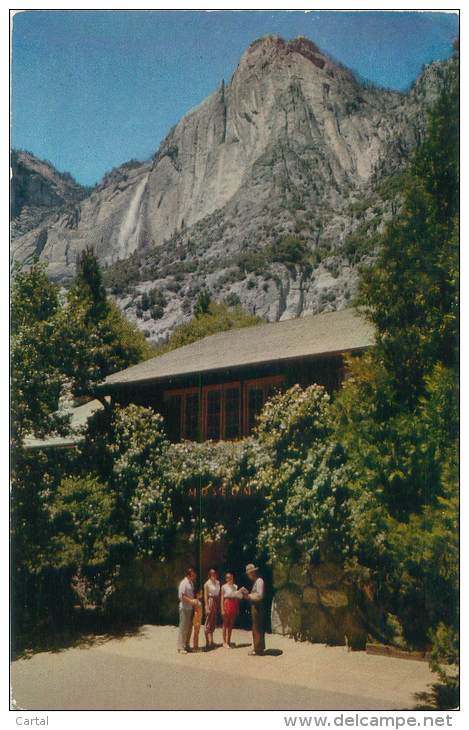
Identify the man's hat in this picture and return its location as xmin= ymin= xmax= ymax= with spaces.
xmin=245 ymin=563 xmax=259 ymax=574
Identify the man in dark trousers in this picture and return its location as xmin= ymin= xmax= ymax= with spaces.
xmin=245 ymin=563 xmax=265 ymax=656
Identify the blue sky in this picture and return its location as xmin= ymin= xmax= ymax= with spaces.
xmin=11 ymin=10 xmax=458 ymax=186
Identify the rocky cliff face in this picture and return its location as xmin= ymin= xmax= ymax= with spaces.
xmin=11 ymin=36 xmax=452 ymax=342
xmin=11 ymin=150 xmax=89 ymax=242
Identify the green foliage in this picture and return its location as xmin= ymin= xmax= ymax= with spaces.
xmin=194 ymin=288 xmax=211 ymax=317
xmin=342 ymin=222 xmax=381 ymax=265
xmin=63 ymin=249 xmax=155 ymax=396
xmin=224 ymin=292 xmax=241 ymax=307
xmin=347 ymin=197 xmax=376 ymax=218
xmin=11 ymin=261 xmax=59 ymax=331
xmin=11 ymin=64 xmax=458 ymax=672
xmin=103 ymin=252 xmax=140 ymax=294
xmin=150 ymin=305 xmax=164 ymax=320
xmin=111 ymin=406 xmax=173 ymax=551
xmin=254 ymin=385 xmax=351 ymax=565
xmin=376 ymin=171 xmax=406 ymax=201
xmin=11 ymin=443 xmax=80 ymax=636
xmin=157 ymin=302 xmax=261 ymax=354
xmin=168 ymin=439 xmax=260 ymax=549
xmin=47 ymin=475 xmax=131 ymax=572
xmin=80 ymin=404 xmax=177 ymax=557
xmin=270 ymin=234 xmax=310 ymax=268
xmin=11 ymin=254 xmax=155 ymax=633
xmin=429 ymin=623 xmax=459 ymax=708
xmin=169 ymin=439 xmax=252 ymax=489
xmin=359 ymin=63 xmax=458 ymax=408
xmin=236 ymin=249 xmax=271 ymax=276
xmin=334 ymin=361 xmax=458 ymax=648
xmin=45 ymin=474 xmax=132 ymax=611
xmin=236 ymin=236 xmax=311 ymax=275
xmin=69 ymin=247 xmax=108 ymax=322
xmin=46 ymin=407 xmax=261 ymax=604
xmin=11 ymin=261 xmax=70 ymax=443
xmin=11 ymin=445 xmax=78 ymax=572
xmin=331 ymin=62 xmax=459 ymax=662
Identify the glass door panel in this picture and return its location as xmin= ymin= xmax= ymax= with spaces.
xmin=165 ymin=394 xmax=182 ymax=441
xmin=184 ymin=392 xmax=200 ymax=441
xmin=224 ymin=386 xmax=241 ymax=439
xmin=247 ymin=386 xmax=264 ymax=432
xmin=206 ymin=389 xmax=222 ymax=440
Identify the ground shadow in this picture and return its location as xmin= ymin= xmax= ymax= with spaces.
xmin=263 ymin=648 xmax=283 ymax=657
xmin=12 ymin=620 xmax=145 ymax=661
xmin=231 ymin=643 xmax=251 ymax=649
xmin=202 ymin=642 xmax=223 ymax=651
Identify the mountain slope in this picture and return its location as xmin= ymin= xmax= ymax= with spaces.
xmin=11 ymin=36 xmax=452 ymax=342
xmin=11 ymin=150 xmax=89 ymax=242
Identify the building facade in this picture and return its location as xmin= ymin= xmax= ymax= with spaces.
xmin=97 ymin=308 xmax=374 ymax=443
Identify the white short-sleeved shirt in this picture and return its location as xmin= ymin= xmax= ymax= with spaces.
xmin=205 ymin=579 xmax=221 ymax=598
xmin=251 ymin=577 xmax=265 ymax=600
xmin=178 ymin=577 xmax=194 ymax=611
xmin=222 ymin=583 xmax=238 ymax=599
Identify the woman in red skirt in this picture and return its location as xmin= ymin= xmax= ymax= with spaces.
xmin=221 ymin=571 xmax=240 ymax=648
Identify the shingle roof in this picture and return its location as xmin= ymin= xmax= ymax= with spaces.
xmin=23 ymin=399 xmax=104 ymax=450
xmin=99 ymin=308 xmax=374 ymax=390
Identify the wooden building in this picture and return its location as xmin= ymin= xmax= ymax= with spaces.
xmin=96 ymin=308 xmax=374 ymax=443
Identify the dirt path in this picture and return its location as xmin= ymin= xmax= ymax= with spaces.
xmin=11 ymin=625 xmax=437 ymax=711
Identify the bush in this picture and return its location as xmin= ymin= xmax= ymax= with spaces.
xmin=149 ymin=288 xmax=167 ymax=308
xmin=156 ymin=302 xmax=261 ymax=355
xmin=224 ymin=292 xmax=241 ymax=307
xmin=194 ymin=288 xmax=211 ymax=317
xmin=150 ymin=305 xmax=164 ymax=320
xmin=429 ymin=624 xmax=459 ymax=708
xmin=271 ymin=234 xmax=310 ymax=268
xmin=254 ymin=385 xmax=351 ymax=565
xmin=103 ymin=253 xmax=140 ymax=294
xmin=140 ymin=292 xmax=151 ymax=311
xmin=47 ymin=475 xmax=131 ymax=609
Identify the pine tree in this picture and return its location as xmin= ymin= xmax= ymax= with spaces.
xmin=69 ymin=246 xmax=109 ymax=323
xmin=11 ymin=262 xmax=68 ymax=443
xmin=358 ymin=60 xmax=458 ymax=408
xmin=334 ymin=58 xmax=459 ymax=653
xmin=61 ymin=248 xmax=155 ymax=397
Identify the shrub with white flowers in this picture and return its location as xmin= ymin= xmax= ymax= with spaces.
xmin=253 ymin=385 xmax=352 ymax=566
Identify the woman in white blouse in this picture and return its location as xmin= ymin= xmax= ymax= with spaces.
xmin=203 ymin=568 xmax=220 ymax=649
xmin=221 ymin=571 xmax=241 ymax=648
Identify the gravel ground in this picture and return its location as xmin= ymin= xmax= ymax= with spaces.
xmin=11 ymin=625 xmax=438 ymax=711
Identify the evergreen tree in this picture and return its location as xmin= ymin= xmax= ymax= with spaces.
xmin=11 ymin=262 xmax=69 ymax=443
xmin=11 ymin=253 xmax=155 ymax=636
xmin=68 ymin=246 xmax=109 ymax=323
xmin=334 ymin=60 xmax=459 ymax=657
xmin=358 ymin=60 xmax=458 ymax=408
xmin=63 ymin=248 xmax=155 ymax=397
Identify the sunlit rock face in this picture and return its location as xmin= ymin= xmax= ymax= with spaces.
xmin=11 ymin=36 xmax=452 ymax=341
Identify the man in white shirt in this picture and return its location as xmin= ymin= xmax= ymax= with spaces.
xmin=245 ymin=563 xmax=266 ymax=655
xmin=177 ymin=567 xmax=198 ymax=654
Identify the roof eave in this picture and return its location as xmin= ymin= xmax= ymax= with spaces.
xmin=95 ymin=344 xmax=372 ymax=393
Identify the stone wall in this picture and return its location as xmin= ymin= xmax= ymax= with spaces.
xmin=104 ymin=535 xmax=227 ymax=625
xmin=271 ymin=560 xmax=376 ymax=649
xmin=103 ymin=539 xmax=376 ymax=649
